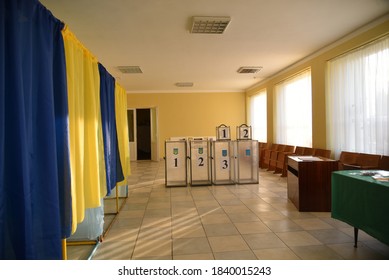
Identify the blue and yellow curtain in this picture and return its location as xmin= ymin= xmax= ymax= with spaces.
xmin=0 ymin=0 xmax=130 ymax=259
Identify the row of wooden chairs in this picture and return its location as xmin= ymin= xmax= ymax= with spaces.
xmin=259 ymin=143 xmax=332 ymax=177
xmin=338 ymin=151 xmax=389 ymax=171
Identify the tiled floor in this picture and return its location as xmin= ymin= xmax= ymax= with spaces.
xmin=68 ymin=160 xmax=389 ymax=260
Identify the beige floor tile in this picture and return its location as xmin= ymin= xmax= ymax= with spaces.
xmin=103 ymin=227 xmax=139 ymax=242
xmin=222 ymin=205 xmax=251 ymax=214
xmin=137 ymin=226 xmax=172 ymax=240
xmin=247 ymin=203 xmax=277 ymax=212
xmin=172 ymin=225 xmax=206 ymax=238
xmin=214 ymin=250 xmax=257 ymax=260
xmin=92 ymin=240 xmax=135 ymax=260
xmin=146 ymin=201 xmax=171 ymax=210
xmin=227 ymin=212 xmax=261 ymax=223
xmin=276 ymin=231 xmax=322 ymax=247
xmin=132 ymin=239 xmax=172 ymax=259
xmin=196 ymin=206 xmax=224 ymax=215
xmin=234 ymin=221 xmax=272 ymax=234
xmin=292 ymin=218 xmax=334 ymax=230
xmin=203 ymin=223 xmax=240 ymax=237
xmin=195 ymin=199 xmax=220 ymax=208
xmin=263 ymin=219 xmax=303 ymax=232
xmin=255 ymin=211 xmax=287 ymax=221
xmin=243 ymin=233 xmax=287 ymax=250
xmin=173 ymin=253 xmax=215 ymax=260
xmin=141 ymin=217 xmax=172 ymax=228
xmin=200 ymin=213 xmax=231 ymax=225
xmin=173 ymin=237 xmax=212 ymax=255
xmin=208 ymin=235 xmax=250 ymax=252
xmin=308 ymin=229 xmax=354 ymax=244
xmin=290 ymin=245 xmax=343 ymax=260
xmin=253 ymin=248 xmax=300 ymax=260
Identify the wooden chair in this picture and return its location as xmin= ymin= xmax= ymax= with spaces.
xmin=342 ymin=153 xmax=381 ymax=170
xmin=261 ymin=144 xmax=278 ymax=169
xmin=314 ymin=148 xmax=331 ymax=159
xmin=275 ymin=145 xmax=295 ymax=176
xmin=293 ymin=146 xmax=305 ymax=155
xmin=258 ymin=142 xmax=267 ymax=167
xmin=302 ymin=147 xmax=315 ymax=155
xmin=338 ymin=151 xmax=360 ymax=170
xmin=268 ymin=145 xmax=286 ymax=171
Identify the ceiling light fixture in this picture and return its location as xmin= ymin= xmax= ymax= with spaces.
xmin=190 ymin=16 xmax=231 ymax=34
xmin=237 ymin=66 xmax=262 ymax=74
xmin=117 ymin=66 xmax=143 ymax=74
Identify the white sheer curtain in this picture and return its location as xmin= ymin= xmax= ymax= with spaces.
xmin=275 ymin=69 xmax=312 ymax=146
xmin=327 ymin=35 xmax=389 ymax=158
xmin=249 ymin=89 xmax=267 ymax=142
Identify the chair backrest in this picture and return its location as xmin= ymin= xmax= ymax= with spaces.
xmin=302 ymin=147 xmax=314 ymax=155
xmin=284 ymin=145 xmax=295 ymax=153
xmin=356 ymin=153 xmax=381 ymax=167
xmin=339 ymin=151 xmax=359 ymax=164
xmin=294 ymin=146 xmax=305 ymax=155
xmin=314 ymin=148 xmax=331 ymax=158
xmin=379 ymin=155 xmax=389 ymax=171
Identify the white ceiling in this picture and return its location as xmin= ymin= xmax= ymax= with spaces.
xmin=40 ymin=0 xmax=389 ymax=93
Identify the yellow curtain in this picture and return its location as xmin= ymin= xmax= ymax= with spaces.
xmin=62 ymin=26 xmax=107 ymax=233
xmin=115 ymin=82 xmax=131 ymax=186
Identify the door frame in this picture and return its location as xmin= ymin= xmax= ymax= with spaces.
xmin=127 ymin=107 xmax=159 ymax=161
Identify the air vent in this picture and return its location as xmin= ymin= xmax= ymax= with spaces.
xmin=237 ymin=67 xmax=262 ymax=74
xmin=117 ymin=66 xmax=143 ymax=74
xmin=191 ymin=16 xmax=231 ymax=34
xmin=175 ymin=82 xmax=194 ymax=87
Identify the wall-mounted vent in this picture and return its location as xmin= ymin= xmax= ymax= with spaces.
xmin=117 ymin=66 xmax=143 ymax=74
xmin=191 ymin=16 xmax=231 ymax=34
xmin=237 ymin=66 xmax=262 ymax=74
xmin=175 ymin=82 xmax=194 ymax=87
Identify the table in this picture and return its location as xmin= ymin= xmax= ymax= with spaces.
xmin=287 ymin=156 xmax=338 ymax=211
xmin=331 ymin=170 xmax=389 ymax=247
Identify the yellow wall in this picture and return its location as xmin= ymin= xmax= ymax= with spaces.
xmin=127 ymin=91 xmax=246 ymax=158
xmin=246 ymin=18 xmax=389 ymax=150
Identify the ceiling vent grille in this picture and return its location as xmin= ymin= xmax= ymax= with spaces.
xmin=191 ymin=16 xmax=231 ymax=34
xmin=237 ymin=67 xmax=262 ymax=74
xmin=175 ymin=82 xmax=194 ymax=87
xmin=117 ymin=66 xmax=143 ymax=74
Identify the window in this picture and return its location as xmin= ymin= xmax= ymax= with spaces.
xmin=327 ymin=35 xmax=389 ymax=158
xmin=274 ymin=69 xmax=312 ymax=147
xmin=249 ymin=89 xmax=267 ymax=142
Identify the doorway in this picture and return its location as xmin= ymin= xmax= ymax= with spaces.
xmin=127 ymin=108 xmax=159 ymax=161
xmin=136 ymin=108 xmax=151 ymax=160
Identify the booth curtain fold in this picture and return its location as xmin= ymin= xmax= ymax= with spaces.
xmin=98 ymin=63 xmax=124 ymax=196
xmin=61 ymin=26 xmax=107 ymax=234
xmin=0 ymin=0 xmax=72 ymax=259
xmin=115 ymin=83 xmax=131 ymax=186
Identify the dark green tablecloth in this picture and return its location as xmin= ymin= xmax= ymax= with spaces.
xmin=332 ymin=170 xmax=389 ymax=246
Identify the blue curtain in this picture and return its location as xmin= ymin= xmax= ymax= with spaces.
xmin=0 ymin=0 xmax=71 ymax=259
xmin=98 ymin=63 xmax=124 ymax=196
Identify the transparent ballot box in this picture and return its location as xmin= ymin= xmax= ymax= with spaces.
xmin=189 ymin=139 xmax=212 ymax=186
xmin=165 ymin=140 xmax=188 ymax=187
xmin=211 ymin=140 xmax=235 ymax=185
xmin=235 ymin=140 xmax=259 ymax=184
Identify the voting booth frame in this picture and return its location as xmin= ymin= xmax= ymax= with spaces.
xmin=164 ymin=125 xmax=259 ymax=187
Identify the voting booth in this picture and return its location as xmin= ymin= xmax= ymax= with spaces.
xmin=235 ymin=125 xmax=259 ymax=184
xmin=211 ymin=140 xmax=235 ymax=185
xmin=189 ymin=138 xmax=212 ymax=186
xmin=164 ymin=139 xmax=188 ymax=187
